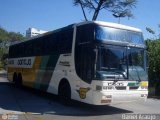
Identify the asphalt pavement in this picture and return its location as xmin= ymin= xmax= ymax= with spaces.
xmin=0 ymin=71 xmax=160 ymax=120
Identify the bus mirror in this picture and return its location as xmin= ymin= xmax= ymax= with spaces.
xmin=94 ymin=48 xmax=98 ymax=63
xmin=94 ymin=48 xmax=98 ymax=53
xmin=94 ymin=48 xmax=98 ymax=78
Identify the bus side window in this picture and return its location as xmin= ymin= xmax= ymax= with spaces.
xmin=75 ymin=25 xmax=95 ymax=83
xmin=35 ymin=38 xmax=43 ymax=56
xmin=27 ymin=42 xmax=33 ymax=57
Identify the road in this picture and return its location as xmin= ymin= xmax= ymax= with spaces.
xmin=0 ymin=73 xmax=160 ymax=120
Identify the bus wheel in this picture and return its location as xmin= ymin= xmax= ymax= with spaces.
xmin=58 ymin=80 xmax=71 ymax=105
xmin=13 ymin=72 xmax=18 ymax=83
xmin=15 ymin=73 xmax=22 ymax=87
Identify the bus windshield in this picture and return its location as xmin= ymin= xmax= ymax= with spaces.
xmin=96 ymin=45 xmax=148 ymax=81
xmin=95 ymin=26 xmax=144 ymax=45
xmin=128 ymin=47 xmax=148 ymax=81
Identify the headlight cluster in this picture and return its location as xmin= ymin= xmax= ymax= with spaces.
xmin=140 ymin=81 xmax=148 ymax=90
xmin=141 ymin=86 xmax=148 ymax=89
xmin=96 ymin=85 xmax=114 ymax=91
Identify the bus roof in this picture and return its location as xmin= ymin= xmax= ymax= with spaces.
xmin=10 ymin=21 xmax=142 ymax=46
xmin=10 ymin=24 xmax=74 ymax=46
xmin=76 ymin=21 xmax=142 ymax=32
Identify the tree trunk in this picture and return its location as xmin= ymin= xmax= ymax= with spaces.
xmin=79 ymin=0 xmax=88 ymax=21
xmin=92 ymin=1 xmax=103 ymax=21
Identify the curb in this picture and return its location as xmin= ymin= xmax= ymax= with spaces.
xmin=148 ymin=96 xmax=160 ymax=99
xmin=0 ymin=70 xmax=7 ymax=77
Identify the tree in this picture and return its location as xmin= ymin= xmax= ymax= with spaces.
xmin=146 ymin=39 xmax=160 ymax=96
xmin=146 ymin=27 xmax=155 ymax=35
xmin=145 ymin=25 xmax=160 ymax=96
xmin=73 ymin=0 xmax=137 ymax=21
xmin=146 ymin=25 xmax=160 ymax=39
xmin=0 ymin=27 xmax=25 ymax=69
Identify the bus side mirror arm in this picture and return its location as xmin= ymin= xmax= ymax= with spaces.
xmin=94 ymin=47 xmax=98 ymax=78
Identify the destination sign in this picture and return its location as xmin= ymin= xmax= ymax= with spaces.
xmin=7 ymin=57 xmax=35 ymax=68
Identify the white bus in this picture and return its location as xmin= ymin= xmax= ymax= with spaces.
xmin=7 ymin=21 xmax=148 ymax=105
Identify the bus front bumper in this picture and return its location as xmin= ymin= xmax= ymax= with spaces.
xmin=92 ymin=90 xmax=148 ymax=105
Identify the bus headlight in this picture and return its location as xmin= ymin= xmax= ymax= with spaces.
xmin=101 ymin=95 xmax=112 ymax=103
xmin=102 ymin=95 xmax=112 ymax=99
xmin=141 ymin=94 xmax=148 ymax=97
xmin=103 ymin=86 xmax=114 ymax=90
xmin=96 ymin=85 xmax=102 ymax=91
xmin=141 ymin=86 xmax=148 ymax=89
xmin=96 ymin=85 xmax=114 ymax=91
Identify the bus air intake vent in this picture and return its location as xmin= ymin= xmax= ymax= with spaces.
xmin=115 ymin=86 xmax=126 ymax=90
xmin=129 ymin=86 xmax=139 ymax=90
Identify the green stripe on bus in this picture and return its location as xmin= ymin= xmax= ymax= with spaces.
xmin=34 ymin=56 xmax=50 ymax=89
xmin=40 ymin=54 xmax=60 ymax=91
xmin=128 ymin=82 xmax=139 ymax=87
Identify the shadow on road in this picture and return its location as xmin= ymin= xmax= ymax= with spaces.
xmin=0 ymin=82 xmax=132 ymax=116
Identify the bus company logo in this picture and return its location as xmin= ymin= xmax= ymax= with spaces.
xmin=77 ymin=87 xmax=90 ymax=99
xmin=8 ymin=57 xmax=35 ymax=68
xmin=59 ymin=61 xmax=70 ymax=67
xmin=2 ymin=114 xmax=8 ymax=120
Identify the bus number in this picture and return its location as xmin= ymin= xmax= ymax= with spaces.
xmin=107 ymin=82 xmax=124 ymax=86
xmin=17 ymin=59 xmax=31 ymax=66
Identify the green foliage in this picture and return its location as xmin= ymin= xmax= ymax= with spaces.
xmin=146 ymin=39 xmax=160 ymax=96
xmin=146 ymin=27 xmax=155 ymax=35
xmin=145 ymin=25 xmax=160 ymax=96
xmin=0 ymin=27 xmax=25 ymax=69
xmin=0 ymin=27 xmax=24 ymax=42
xmin=73 ymin=0 xmax=137 ymax=21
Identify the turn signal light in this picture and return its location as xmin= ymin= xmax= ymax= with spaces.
xmin=140 ymin=82 xmax=148 ymax=87
xmin=141 ymin=94 xmax=148 ymax=97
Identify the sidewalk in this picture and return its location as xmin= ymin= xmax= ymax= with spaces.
xmin=148 ymin=96 xmax=160 ymax=100
xmin=0 ymin=70 xmax=8 ymax=82
xmin=0 ymin=69 xmax=7 ymax=74
xmin=0 ymin=70 xmax=7 ymax=77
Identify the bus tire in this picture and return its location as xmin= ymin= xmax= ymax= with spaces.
xmin=58 ymin=79 xmax=71 ymax=105
xmin=15 ymin=73 xmax=22 ymax=87
xmin=13 ymin=72 xmax=18 ymax=83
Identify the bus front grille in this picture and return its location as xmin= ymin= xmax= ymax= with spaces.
xmin=129 ymin=86 xmax=139 ymax=90
xmin=115 ymin=86 xmax=126 ymax=90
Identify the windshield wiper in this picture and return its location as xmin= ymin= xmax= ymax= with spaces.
xmin=114 ymin=71 xmax=126 ymax=79
xmin=99 ymin=66 xmax=127 ymax=80
xmin=129 ymin=66 xmax=141 ymax=82
xmin=134 ymin=66 xmax=141 ymax=83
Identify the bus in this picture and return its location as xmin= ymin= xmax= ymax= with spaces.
xmin=7 ymin=21 xmax=148 ymax=105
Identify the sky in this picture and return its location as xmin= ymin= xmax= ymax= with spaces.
xmin=0 ymin=0 xmax=159 ymax=39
